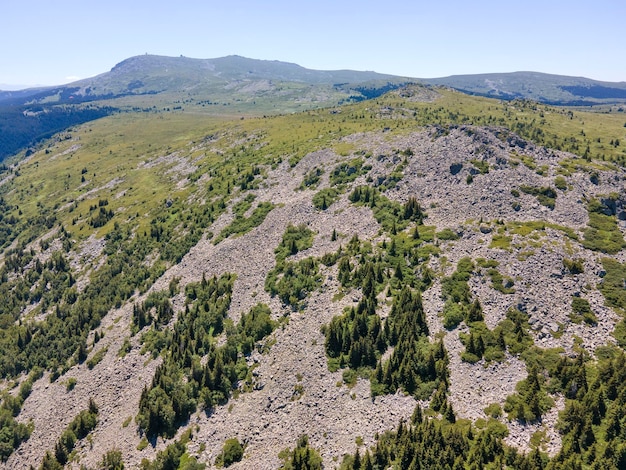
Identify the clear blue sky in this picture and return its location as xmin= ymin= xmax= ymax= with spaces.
xmin=2 ymin=0 xmax=625 ymax=88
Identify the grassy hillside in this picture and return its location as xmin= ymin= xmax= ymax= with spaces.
xmin=1 ymin=84 xmax=626 ymax=468
xmin=0 ymin=55 xmax=415 ymax=162
xmin=3 ymin=86 xmax=626 ymax=252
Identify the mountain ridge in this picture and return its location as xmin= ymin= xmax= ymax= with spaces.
xmin=0 ymin=54 xmax=626 ymax=105
xmin=426 ymin=70 xmax=626 ymax=105
xmin=3 ymin=55 xmax=626 ymax=104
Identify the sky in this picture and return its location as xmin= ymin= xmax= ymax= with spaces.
xmin=1 ymin=0 xmax=625 ymax=88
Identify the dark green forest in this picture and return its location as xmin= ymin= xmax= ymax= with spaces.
xmin=0 ymin=104 xmax=115 ymax=161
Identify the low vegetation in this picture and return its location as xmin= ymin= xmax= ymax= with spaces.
xmin=519 ymin=185 xmax=557 ymax=209
xmin=39 ymin=399 xmax=99 ymax=468
xmin=582 ymin=197 xmax=626 ymax=254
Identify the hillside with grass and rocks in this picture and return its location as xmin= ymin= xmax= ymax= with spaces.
xmin=1 ymin=75 xmax=626 ymax=469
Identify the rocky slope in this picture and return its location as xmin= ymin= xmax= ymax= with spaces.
xmin=3 ymin=122 xmax=626 ymax=469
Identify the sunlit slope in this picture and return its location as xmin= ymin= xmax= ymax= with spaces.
xmin=3 ymin=86 xmax=626 ymax=253
xmin=1 ymin=83 xmax=626 ymax=468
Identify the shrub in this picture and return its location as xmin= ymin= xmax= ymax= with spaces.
xmin=554 ymin=176 xmax=568 ymax=190
xmin=436 ymin=228 xmax=460 ymax=241
xmin=563 ymin=258 xmax=584 ymax=274
xmin=570 ymin=297 xmax=597 ymax=325
xmin=87 ymin=347 xmax=108 ymax=370
xmin=519 ymin=185 xmax=557 ymax=209
xmin=217 ymin=438 xmax=244 ymax=467
xmin=443 ymin=301 xmax=465 ymax=329
xmin=312 ymin=188 xmax=340 ymax=210
xmin=582 ymin=199 xmax=626 ymax=254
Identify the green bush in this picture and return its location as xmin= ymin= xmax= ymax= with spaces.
xmin=570 ymin=297 xmax=597 ymax=325
xmin=554 ymin=176 xmax=568 ymax=190
xmin=312 ymin=188 xmax=340 ymax=210
xmin=443 ymin=301 xmax=465 ymax=329
xmin=86 ymin=347 xmax=108 ymax=370
xmin=563 ymin=258 xmax=584 ymax=274
xmin=299 ymin=167 xmax=323 ymax=189
xmin=582 ymin=199 xmax=626 ymax=254
xmin=599 ymin=258 xmax=626 ymax=313
xmin=278 ymin=435 xmax=322 ymax=470
xmin=519 ymin=185 xmax=557 ymax=209
xmin=484 ymin=403 xmax=503 ymax=418
xmin=215 ymin=202 xmax=274 ymax=243
xmin=487 ymin=268 xmax=515 ymax=294
xmin=238 ymin=304 xmax=276 ymax=355
xmin=504 ymin=368 xmax=554 ymax=423
xmin=329 ymin=158 xmax=370 ymax=186
xmin=265 ymin=257 xmax=321 ymax=309
xmin=436 ymin=228 xmax=460 ymax=241
xmin=217 ymin=438 xmax=244 ymax=467
xmin=274 ymin=224 xmax=315 ymax=262
xmin=101 ymin=449 xmax=124 ymax=470
xmin=470 ymin=159 xmax=490 ymax=174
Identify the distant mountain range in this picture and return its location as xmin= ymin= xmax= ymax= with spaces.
xmin=1 ymin=54 xmax=626 ymax=162
xmin=0 ymin=55 xmax=407 ymax=107
xmin=426 ymin=71 xmax=626 ymax=106
xmin=3 ymin=55 xmax=626 ymax=107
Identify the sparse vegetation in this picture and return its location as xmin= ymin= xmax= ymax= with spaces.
xmin=215 ymin=201 xmax=274 ymax=243
xmin=570 ymin=297 xmax=597 ymax=325
xmin=39 ymin=399 xmax=99 ymax=468
xmin=582 ymin=197 xmax=626 ymax=254
xmin=441 ymin=257 xmax=475 ymax=329
xmin=519 ymin=185 xmax=557 ymax=209
xmin=329 ymin=158 xmax=371 ymax=186
xmin=563 ymin=258 xmax=584 ymax=274
xmin=136 ymin=274 xmax=276 ymax=439
xmin=139 ymin=428 xmax=195 ymax=470
xmin=436 ymin=228 xmax=460 ymax=241
xmin=86 ymin=347 xmax=108 ymax=370
xmin=487 ymin=267 xmax=515 ymax=294
xmin=299 ymin=167 xmax=324 ymax=190
xmin=312 ymin=187 xmax=340 ymax=210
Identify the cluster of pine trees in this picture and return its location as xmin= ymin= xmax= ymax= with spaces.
xmin=39 ymin=399 xmax=99 ymax=469
xmin=371 ymin=287 xmax=447 ymax=401
xmin=340 ymin=407 xmax=542 ymax=470
xmin=265 ymin=224 xmax=321 ymax=309
xmin=322 ymin=192 xmax=449 ymax=401
xmin=278 ymin=435 xmax=323 ymax=470
xmin=343 ymin=349 xmax=626 ymax=469
xmin=136 ymin=274 xmax=277 ymax=438
xmin=0 ymin=369 xmax=40 ymax=461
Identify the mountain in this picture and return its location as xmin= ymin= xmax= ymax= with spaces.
xmin=2 ymin=55 xmax=626 ymax=467
xmin=425 ymin=71 xmax=626 ymax=105
xmin=3 ymin=55 xmax=626 ymax=165
xmin=77 ymin=54 xmax=405 ymax=92
xmin=1 ymin=74 xmax=626 ymax=469
xmin=0 ymin=86 xmax=50 ymax=99
xmin=5 ymin=56 xmax=626 ymax=109
xmin=2 ymin=54 xmax=408 ymax=108
xmin=0 ymin=55 xmax=415 ymax=163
